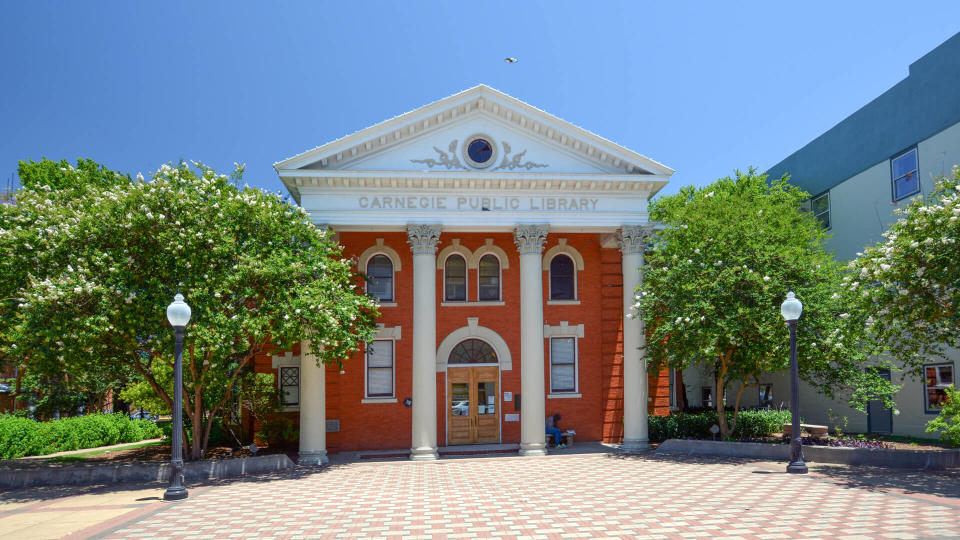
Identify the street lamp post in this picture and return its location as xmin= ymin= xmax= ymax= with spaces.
xmin=780 ymin=291 xmax=808 ymax=474
xmin=164 ymin=293 xmax=191 ymax=500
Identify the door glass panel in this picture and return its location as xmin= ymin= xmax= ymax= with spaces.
xmin=451 ymin=383 xmax=469 ymax=416
xmin=476 ymin=381 xmax=496 ymax=415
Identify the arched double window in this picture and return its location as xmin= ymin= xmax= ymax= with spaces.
xmin=549 ymin=254 xmax=576 ymax=300
xmin=448 ymin=339 xmax=498 ymax=365
xmin=478 ymin=254 xmax=501 ymax=301
xmin=444 ymin=254 xmax=467 ymax=302
xmin=366 ymin=254 xmax=394 ymax=302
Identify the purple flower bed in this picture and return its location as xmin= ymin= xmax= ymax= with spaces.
xmin=803 ymin=437 xmax=892 ymax=449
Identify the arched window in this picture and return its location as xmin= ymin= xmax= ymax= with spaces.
xmin=444 ymin=254 xmax=467 ymax=302
xmin=478 ymin=254 xmax=500 ymax=301
xmin=549 ymin=254 xmax=575 ymax=300
xmin=448 ymin=339 xmax=498 ymax=365
xmin=366 ymin=254 xmax=394 ymax=302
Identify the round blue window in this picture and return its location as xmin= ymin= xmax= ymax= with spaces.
xmin=467 ymin=138 xmax=494 ymax=164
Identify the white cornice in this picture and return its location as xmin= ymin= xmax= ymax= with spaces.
xmin=273 ymin=85 xmax=674 ymax=178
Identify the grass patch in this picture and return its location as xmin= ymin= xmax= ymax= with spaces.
xmin=869 ymin=434 xmax=946 ymax=446
xmin=50 ymin=440 xmax=166 ymax=462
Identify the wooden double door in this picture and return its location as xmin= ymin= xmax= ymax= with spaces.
xmin=447 ymin=366 xmax=499 ymax=445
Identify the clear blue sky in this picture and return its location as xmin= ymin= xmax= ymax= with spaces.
xmin=2 ymin=2 xmax=959 ymax=198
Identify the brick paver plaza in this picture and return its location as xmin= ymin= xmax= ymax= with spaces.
xmin=3 ymin=447 xmax=960 ymax=539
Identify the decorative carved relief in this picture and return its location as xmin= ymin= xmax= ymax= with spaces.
xmin=410 ymin=140 xmax=467 ymax=170
xmin=407 ymin=224 xmax=442 ymax=255
xmin=492 ymin=142 xmax=548 ymax=171
xmin=619 ymin=225 xmax=654 ymax=255
xmin=514 ymin=224 xmax=549 ymax=254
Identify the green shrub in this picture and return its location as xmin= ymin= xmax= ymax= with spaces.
xmin=926 ymin=385 xmax=960 ymax=447
xmin=732 ymin=409 xmax=792 ymax=438
xmin=0 ymin=413 xmax=163 ymax=459
xmin=648 ymin=409 xmax=793 ymax=442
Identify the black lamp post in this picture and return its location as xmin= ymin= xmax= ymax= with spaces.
xmin=164 ymin=293 xmax=191 ymax=500
xmin=780 ymin=291 xmax=808 ymax=474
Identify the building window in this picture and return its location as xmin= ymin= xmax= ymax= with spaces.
xmin=701 ymin=386 xmax=714 ymax=408
xmin=549 ymin=254 xmax=576 ymax=300
xmin=759 ymin=384 xmax=773 ymax=408
xmin=366 ymin=254 xmax=394 ymax=302
xmin=444 ymin=254 xmax=467 ymax=302
xmin=549 ymin=337 xmax=577 ymax=393
xmin=810 ymin=192 xmax=830 ymax=230
xmin=891 ymin=147 xmax=920 ymax=201
xmin=366 ymin=340 xmax=394 ymax=397
xmin=924 ymin=363 xmax=953 ymax=413
xmin=279 ymin=366 xmax=300 ymax=407
xmin=448 ymin=338 xmax=498 ymax=365
xmin=478 ymin=254 xmax=501 ymax=301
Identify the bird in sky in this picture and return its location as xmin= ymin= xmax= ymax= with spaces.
xmin=504 ymin=57 xmax=518 ymax=64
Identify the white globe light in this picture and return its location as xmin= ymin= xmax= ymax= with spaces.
xmin=780 ymin=291 xmax=803 ymax=321
xmin=166 ymin=293 xmax=192 ymax=327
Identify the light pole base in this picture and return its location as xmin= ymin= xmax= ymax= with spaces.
xmin=786 ymin=461 xmax=808 ymax=474
xmin=163 ymin=486 xmax=189 ymax=501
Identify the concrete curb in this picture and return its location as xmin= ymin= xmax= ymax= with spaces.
xmin=0 ymin=453 xmax=295 ymax=489
xmin=655 ymin=439 xmax=960 ymax=470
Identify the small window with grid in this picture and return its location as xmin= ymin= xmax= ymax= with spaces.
xmin=279 ymin=366 xmax=300 ymax=407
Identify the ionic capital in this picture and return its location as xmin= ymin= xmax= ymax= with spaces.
xmin=513 ymin=224 xmax=549 ymax=255
xmin=619 ymin=225 xmax=653 ymax=255
xmin=407 ymin=224 xmax=442 ymax=255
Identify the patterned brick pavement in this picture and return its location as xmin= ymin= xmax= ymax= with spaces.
xmin=91 ymin=449 xmax=960 ymax=540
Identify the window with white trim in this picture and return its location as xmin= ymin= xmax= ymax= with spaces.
xmin=891 ymin=147 xmax=920 ymax=201
xmin=549 ymin=337 xmax=577 ymax=393
xmin=444 ymin=254 xmax=467 ymax=302
xmin=549 ymin=254 xmax=576 ymax=300
xmin=924 ymin=363 xmax=953 ymax=413
xmin=478 ymin=254 xmax=501 ymax=301
xmin=810 ymin=192 xmax=830 ymax=230
xmin=366 ymin=340 xmax=394 ymax=398
xmin=758 ymin=384 xmax=773 ymax=408
xmin=279 ymin=366 xmax=300 ymax=407
xmin=366 ymin=254 xmax=394 ymax=302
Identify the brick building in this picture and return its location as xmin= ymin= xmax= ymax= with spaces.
xmin=263 ymin=85 xmax=676 ymax=462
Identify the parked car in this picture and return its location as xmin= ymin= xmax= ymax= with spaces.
xmin=130 ymin=410 xmax=158 ymax=422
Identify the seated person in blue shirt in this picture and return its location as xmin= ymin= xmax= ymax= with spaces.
xmin=546 ymin=413 xmax=565 ymax=448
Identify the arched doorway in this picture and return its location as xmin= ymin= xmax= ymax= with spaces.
xmin=447 ymin=339 xmax=499 ymax=445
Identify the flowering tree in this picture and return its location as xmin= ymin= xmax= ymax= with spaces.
xmin=0 ymin=159 xmax=378 ymax=458
xmin=849 ymin=167 xmax=960 ymax=369
xmin=637 ymin=169 xmax=896 ymax=438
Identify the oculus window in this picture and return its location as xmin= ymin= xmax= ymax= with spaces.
xmin=549 ymin=254 xmax=576 ymax=300
xmin=550 ymin=337 xmax=577 ymax=393
xmin=444 ymin=255 xmax=467 ymax=302
xmin=463 ymin=135 xmax=496 ymax=168
xmin=366 ymin=254 xmax=394 ymax=302
xmin=478 ymin=254 xmax=501 ymax=301
xmin=366 ymin=340 xmax=394 ymax=397
xmin=891 ymin=148 xmax=920 ymax=201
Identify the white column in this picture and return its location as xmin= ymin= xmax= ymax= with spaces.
xmin=514 ymin=224 xmax=549 ymax=456
xmin=620 ymin=225 xmax=651 ymax=451
xmin=407 ymin=224 xmax=441 ymax=461
xmin=298 ymin=338 xmax=328 ymax=465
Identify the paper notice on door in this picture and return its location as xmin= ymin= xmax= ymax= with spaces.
xmin=505 ymin=414 xmax=520 ymax=422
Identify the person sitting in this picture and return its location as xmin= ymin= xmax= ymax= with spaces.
xmin=546 ymin=413 xmax=565 ymax=448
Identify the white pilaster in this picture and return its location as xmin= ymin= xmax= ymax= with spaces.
xmin=514 ymin=224 xmax=549 ymax=456
xmin=407 ymin=224 xmax=441 ymax=461
xmin=620 ymin=226 xmax=651 ymax=451
xmin=298 ymin=338 xmax=328 ymax=465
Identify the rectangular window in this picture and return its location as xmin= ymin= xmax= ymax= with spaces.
xmin=891 ymin=147 xmax=920 ymax=201
xmin=701 ymin=386 xmax=714 ymax=408
xmin=366 ymin=340 xmax=394 ymax=397
xmin=810 ymin=192 xmax=830 ymax=230
xmin=549 ymin=337 xmax=577 ymax=393
xmin=758 ymin=384 xmax=773 ymax=408
xmin=924 ymin=363 xmax=953 ymax=413
xmin=279 ymin=366 xmax=300 ymax=407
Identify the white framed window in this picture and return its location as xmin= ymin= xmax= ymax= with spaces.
xmin=278 ymin=366 xmax=300 ymax=407
xmin=477 ymin=253 xmax=501 ymax=301
xmin=810 ymin=191 xmax=830 ymax=230
xmin=758 ymin=384 xmax=773 ymax=408
xmin=366 ymin=339 xmax=395 ymax=398
xmin=366 ymin=254 xmax=394 ymax=303
xmin=549 ymin=254 xmax=576 ymax=301
xmin=891 ymin=147 xmax=920 ymax=202
xmin=924 ymin=363 xmax=953 ymax=413
xmin=549 ymin=337 xmax=577 ymax=393
xmin=444 ymin=254 xmax=467 ymax=302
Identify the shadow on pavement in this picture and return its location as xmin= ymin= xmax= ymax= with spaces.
xmin=809 ymin=464 xmax=960 ymax=499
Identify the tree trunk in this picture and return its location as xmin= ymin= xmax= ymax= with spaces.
xmin=715 ymin=348 xmax=734 ymax=439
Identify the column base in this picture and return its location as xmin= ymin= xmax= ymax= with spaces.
xmin=409 ymin=447 xmax=439 ymax=461
xmin=298 ymin=450 xmax=329 ymax=466
xmin=519 ymin=442 xmax=547 ymax=457
xmin=620 ymin=439 xmax=651 ymax=452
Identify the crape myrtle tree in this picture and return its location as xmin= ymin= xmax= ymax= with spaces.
xmin=0 ymin=159 xmax=378 ymax=458
xmin=849 ymin=167 xmax=960 ymax=372
xmin=636 ymin=169 xmax=897 ymax=438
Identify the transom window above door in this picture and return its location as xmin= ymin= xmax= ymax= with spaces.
xmin=448 ymin=339 xmax=498 ymax=365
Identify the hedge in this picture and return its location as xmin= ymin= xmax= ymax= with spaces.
xmin=648 ymin=409 xmax=793 ymax=442
xmin=0 ymin=413 xmax=163 ymax=459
